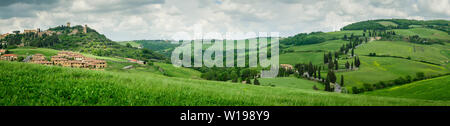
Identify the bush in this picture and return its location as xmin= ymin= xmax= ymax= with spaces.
xmin=352 ymin=87 xmax=359 ymax=94
xmin=363 ymin=83 xmax=373 ymax=91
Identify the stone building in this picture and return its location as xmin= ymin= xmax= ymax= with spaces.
xmin=1 ymin=54 xmax=18 ymax=61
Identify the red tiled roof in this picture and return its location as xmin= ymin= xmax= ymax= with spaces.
xmin=2 ymin=54 xmax=17 ymax=57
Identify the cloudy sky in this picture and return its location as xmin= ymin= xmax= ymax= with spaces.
xmin=0 ymin=0 xmax=449 ymax=41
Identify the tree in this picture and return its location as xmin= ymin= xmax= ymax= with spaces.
xmin=328 ymin=59 xmax=334 ymax=70
xmin=351 ymin=62 xmax=354 ymax=69
xmin=318 ymin=67 xmax=321 ymax=79
xmin=246 ymin=77 xmax=252 ymax=84
xmin=345 ymin=61 xmax=350 ymax=69
xmin=334 ymin=60 xmax=338 ymax=70
xmin=324 ymin=78 xmax=331 ymax=92
xmin=231 ymin=72 xmax=238 ymax=83
xmin=340 ymin=75 xmax=344 ymax=87
xmin=327 ymin=70 xmax=337 ymax=83
xmin=126 ymin=43 xmax=132 ymax=48
xmin=355 ymin=56 xmax=361 ymax=68
xmin=323 ymin=53 xmax=328 ymax=64
xmin=416 ymin=72 xmax=425 ymax=80
xmin=352 ymin=87 xmax=359 ymax=94
xmin=351 ymin=48 xmax=354 ymax=57
xmin=253 ymin=78 xmax=260 ymax=85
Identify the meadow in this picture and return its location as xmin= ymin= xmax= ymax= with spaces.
xmin=336 ymin=56 xmax=448 ymax=88
xmin=1 ymin=61 xmax=449 ymax=106
xmin=355 ymin=41 xmax=449 ymax=65
xmin=364 ymin=75 xmax=450 ymax=101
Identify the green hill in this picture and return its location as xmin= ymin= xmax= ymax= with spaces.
xmin=1 ymin=61 xmax=448 ymax=106
xmin=342 ymin=19 xmax=449 ymax=32
xmin=365 ymin=75 xmax=450 ymax=101
xmin=1 ymin=25 xmax=165 ymax=62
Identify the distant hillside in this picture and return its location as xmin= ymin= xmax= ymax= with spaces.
xmin=121 ymin=40 xmax=180 ymax=57
xmin=342 ymin=19 xmax=449 ymax=33
xmin=0 ymin=24 xmax=165 ymax=61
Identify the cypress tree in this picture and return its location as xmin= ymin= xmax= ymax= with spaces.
xmin=340 ymin=75 xmax=344 ymax=87
xmin=324 ymin=78 xmax=330 ymax=92
xmin=345 ymin=61 xmax=350 ymax=69
xmin=351 ymin=48 xmax=354 ymax=57
xmin=335 ymin=60 xmax=338 ymax=70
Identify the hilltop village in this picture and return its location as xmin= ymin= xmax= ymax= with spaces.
xmin=0 ymin=49 xmax=107 ymax=70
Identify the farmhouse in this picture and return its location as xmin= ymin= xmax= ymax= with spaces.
xmin=1 ymin=54 xmax=18 ymax=61
xmin=30 ymin=54 xmax=52 ymax=65
xmin=280 ymin=64 xmax=294 ymax=70
xmin=50 ymin=51 xmax=107 ymax=69
xmin=0 ymin=49 xmax=6 ymax=55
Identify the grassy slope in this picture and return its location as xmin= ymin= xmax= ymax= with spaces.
xmin=1 ymin=61 xmax=449 ymax=106
xmin=259 ymin=77 xmax=324 ymax=90
xmin=117 ymin=41 xmax=141 ymax=48
xmin=280 ymin=40 xmax=348 ymax=65
xmin=336 ymin=56 xmax=448 ymax=88
xmin=393 ymin=28 xmax=450 ymax=40
xmin=8 ymin=48 xmax=201 ymax=79
xmin=355 ymin=41 xmax=449 ymax=65
xmin=377 ymin=21 xmax=398 ymax=27
xmin=365 ymin=75 xmax=450 ymax=101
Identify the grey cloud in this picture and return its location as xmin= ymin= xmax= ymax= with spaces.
xmin=0 ymin=0 xmax=449 ymax=41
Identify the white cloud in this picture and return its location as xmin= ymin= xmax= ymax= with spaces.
xmin=0 ymin=0 xmax=449 ymax=41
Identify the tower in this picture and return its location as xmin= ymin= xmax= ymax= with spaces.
xmin=83 ymin=24 xmax=88 ymax=33
xmin=67 ymin=22 xmax=71 ymax=27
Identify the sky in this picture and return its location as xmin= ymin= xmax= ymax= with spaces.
xmin=0 ymin=0 xmax=449 ymax=41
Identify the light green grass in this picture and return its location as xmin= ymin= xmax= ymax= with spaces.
xmin=377 ymin=21 xmax=398 ymax=27
xmin=280 ymin=52 xmax=324 ymax=65
xmin=365 ymin=75 xmax=450 ymax=101
xmin=316 ymin=30 xmax=364 ymax=40
xmin=355 ymin=41 xmax=449 ymax=64
xmin=9 ymin=48 xmax=59 ymax=57
xmin=117 ymin=41 xmax=141 ymax=48
xmin=393 ymin=28 xmax=450 ymax=40
xmin=154 ymin=62 xmax=202 ymax=79
xmin=286 ymin=40 xmax=348 ymax=52
xmin=1 ymin=61 xmax=449 ymax=106
xmin=259 ymin=77 xmax=324 ymax=90
xmin=336 ymin=56 xmax=448 ymax=88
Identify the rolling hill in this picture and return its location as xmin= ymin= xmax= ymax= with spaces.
xmin=1 ymin=19 xmax=449 ymax=106
xmin=1 ymin=61 xmax=448 ymax=106
xmin=365 ymin=75 xmax=450 ymax=101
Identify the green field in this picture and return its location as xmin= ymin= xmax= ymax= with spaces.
xmin=9 ymin=48 xmax=59 ymax=57
xmin=1 ymin=61 xmax=449 ymax=106
xmin=117 ymin=41 xmax=142 ymax=48
xmin=377 ymin=21 xmax=398 ymax=27
xmin=355 ymin=41 xmax=449 ymax=64
xmin=393 ymin=28 xmax=450 ymax=40
xmin=336 ymin=56 xmax=448 ymax=88
xmin=259 ymin=77 xmax=324 ymax=90
xmin=365 ymin=75 xmax=450 ymax=101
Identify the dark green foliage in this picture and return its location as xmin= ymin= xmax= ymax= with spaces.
xmin=0 ymin=25 xmax=165 ymax=61
xmin=253 ymin=78 xmax=260 ymax=85
xmin=281 ymin=32 xmax=326 ymax=45
xmin=246 ymin=77 xmax=252 ymax=84
xmin=345 ymin=61 xmax=350 ymax=69
xmin=416 ymin=72 xmax=426 ymax=80
xmin=354 ymin=56 xmax=360 ymax=68
xmin=327 ymin=70 xmax=336 ymax=83
xmin=342 ymin=19 xmax=450 ymax=32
